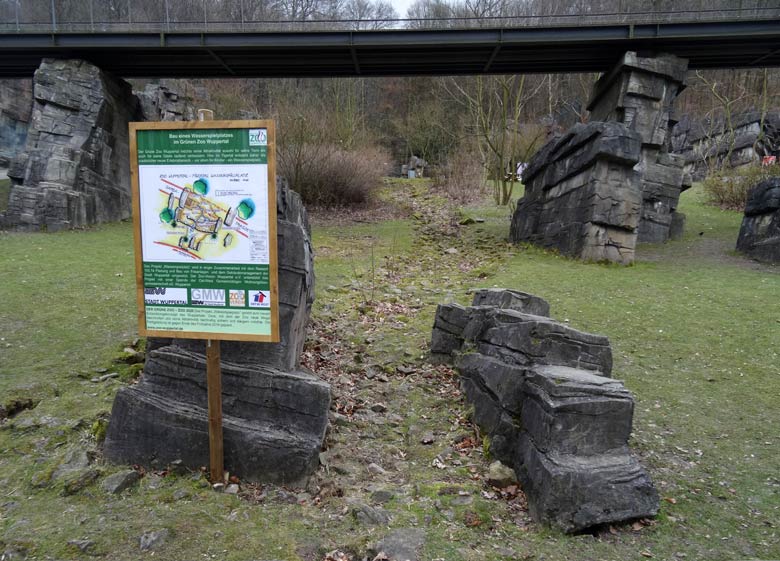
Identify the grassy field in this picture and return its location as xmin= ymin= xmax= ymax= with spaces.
xmin=1 ymin=181 xmax=778 ymax=561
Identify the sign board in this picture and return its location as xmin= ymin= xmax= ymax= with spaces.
xmin=129 ymin=120 xmax=279 ymax=342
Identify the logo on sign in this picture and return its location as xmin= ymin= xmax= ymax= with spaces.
xmin=229 ymin=289 xmax=246 ymax=307
xmin=248 ymin=129 xmax=266 ymax=146
xmin=144 ymin=287 xmax=188 ymax=305
xmin=249 ymin=290 xmax=270 ymax=308
xmin=191 ymin=288 xmax=226 ymax=307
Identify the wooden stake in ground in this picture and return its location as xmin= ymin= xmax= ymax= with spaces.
xmin=206 ymin=338 xmax=224 ymax=483
xmin=198 ymin=108 xmax=224 ymax=483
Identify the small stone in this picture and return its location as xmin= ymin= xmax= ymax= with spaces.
xmin=367 ymin=463 xmax=387 ymax=475
xmin=353 ymin=503 xmax=391 ymax=526
xmin=487 ymin=461 xmax=518 ymax=488
xmin=370 ymin=403 xmax=388 ymax=413
xmin=212 ymin=482 xmax=225 ymax=492
xmin=172 ymin=489 xmax=191 ymax=501
xmin=420 ymin=433 xmax=435 ymax=445
xmin=225 ymin=484 xmax=239 ymax=494
xmin=451 ymin=495 xmax=473 ymax=506
xmin=102 ymin=470 xmax=141 ymax=494
xmin=139 ymin=529 xmax=169 ymax=551
xmin=168 ymin=459 xmax=189 ymax=476
xmin=444 ymin=247 xmax=458 ymax=254
xmin=67 ymin=539 xmax=94 ymax=553
xmin=61 ymin=468 xmax=101 ymax=496
xmin=374 ymin=528 xmax=426 ymax=561
xmin=371 ymin=489 xmax=395 ymax=504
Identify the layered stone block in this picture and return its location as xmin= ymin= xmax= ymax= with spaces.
xmin=736 ymin=176 xmax=780 ymax=263
xmin=105 ymin=180 xmax=329 ymax=484
xmin=510 ymin=121 xmax=643 ymax=264
xmin=1 ymin=59 xmax=140 ymax=231
xmin=0 ymin=79 xmax=32 ymax=167
xmin=430 ymin=289 xmax=658 ymax=532
xmin=588 ymin=51 xmax=690 ymax=243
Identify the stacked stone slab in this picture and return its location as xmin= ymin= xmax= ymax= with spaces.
xmin=588 ymin=51 xmax=691 ymax=243
xmin=509 ymin=121 xmax=644 ymax=265
xmin=104 ymin=179 xmax=329 ymax=485
xmin=136 ymin=83 xmax=197 ymax=122
xmin=0 ymin=79 xmax=32 ymax=168
xmin=672 ymin=111 xmax=780 ymax=181
xmin=431 ymin=288 xmax=658 ymax=532
xmin=1 ymin=59 xmax=141 ymax=231
xmin=736 ymin=176 xmax=780 ymax=263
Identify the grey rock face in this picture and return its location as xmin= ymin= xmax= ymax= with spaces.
xmin=1 ymin=59 xmax=141 ymax=231
xmin=0 ymin=79 xmax=32 ymax=167
xmin=430 ymin=290 xmax=658 ymax=532
xmin=736 ymin=177 xmax=780 ymax=262
xmin=672 ymin=111 xmax=780 ymax=181
xmin=471 ymin=288 xmax=550 ymax=317
xmin=136 ymin=83 xmax=196 ymax=122
xmin=588 ymin=52 xmax=690 ymax=244
xmin=104 ymin=181 xmax=329 ymax=484
xmin=509 ymin=121 xmax=643 ymax=265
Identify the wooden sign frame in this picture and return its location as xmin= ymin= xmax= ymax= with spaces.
xmin=129 ymin=120 xmax=279 ymax=343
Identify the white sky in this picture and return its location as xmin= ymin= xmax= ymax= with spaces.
xmin=390 ymin=0 xmax=415 ymax=19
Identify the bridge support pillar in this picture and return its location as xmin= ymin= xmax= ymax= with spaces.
xmin=587 ymin=51 xmax=691 ymax=244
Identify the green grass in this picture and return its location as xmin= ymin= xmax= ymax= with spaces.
xmin=1 ymin=182 xmax=778 ymax=560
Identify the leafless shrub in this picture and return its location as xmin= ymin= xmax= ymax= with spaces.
xmin=703 ymin=164 xmax=780 ymax=210
xmin=279 ymin=142 xmax=389 ymax=207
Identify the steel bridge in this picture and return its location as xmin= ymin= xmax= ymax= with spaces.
xmin=1 ymin=6 xmax=780 ymax=78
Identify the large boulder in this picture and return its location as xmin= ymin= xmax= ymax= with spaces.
xmin=430 ymin=289 xmax=658 ymax=532
xmin=0 ymin=79 xmax=32 ymax=168
xmin=736 ymin=177 xmax=780 ymax=263
xmin=588 ymin=51 xmax=690 ymax=244
xmin=509 ymin=121 xmax=643 ymax=265
xmin=104 ymin=180 xmax=328 ymax=484
xmin=1 ymin=59 xmax=140 ymax=231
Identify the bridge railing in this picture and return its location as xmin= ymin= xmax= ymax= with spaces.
xmin=0 ymin=1 xmax=778 ymax=33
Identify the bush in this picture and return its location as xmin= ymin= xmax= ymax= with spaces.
xmin=278 ymin=143 xmax=389 ymax=207
xmin=432 ymin=147 xmax=487 ymax=203
xmin=703 ymin=164 xmax=780 ymax=210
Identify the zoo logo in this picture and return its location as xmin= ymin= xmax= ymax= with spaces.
xmin=144 ymin=287 xmax=167 ymax=295
xmin=248 ymin=129 xmax=267 ymax=147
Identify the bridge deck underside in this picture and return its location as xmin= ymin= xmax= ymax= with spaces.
xmin=0 ymin=20 xmax=779 ymax=77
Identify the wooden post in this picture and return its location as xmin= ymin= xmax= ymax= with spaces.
xmin=206 ymin=339 xmax=224 ymax=483
xmin=197 ymin=108 xmax=223 ymax=484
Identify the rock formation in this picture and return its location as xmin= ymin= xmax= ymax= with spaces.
xmin=136 ymin=82 xmax=196 ymax=122
xmin=587 ymin=51 xmax=691 ymax=243
xmin=0 ymin=79 xmax=32 ymax=168
xmin=0 ymin=59 xmax=141 ymax=231
xmin=736 ymin=176 xmax=780 ymax=263
xmin=431 ymin=288 xmax=659 ymax=533
xmin=672 ymin=111 xmax=780 ymax=181
xmin=509 ymin=121 xmax=643 ymax=265
xmin=104 ymin=179 xmax=329 ymax=485
xmin=511 ymin=52 xmax=691 ymax=259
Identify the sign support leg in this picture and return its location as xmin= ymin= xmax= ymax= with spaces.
xmin=206 ymin=339 xmax=224 ymax=483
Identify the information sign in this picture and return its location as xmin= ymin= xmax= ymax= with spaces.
xmin=129 ymin=120 xmax=279 ymax=342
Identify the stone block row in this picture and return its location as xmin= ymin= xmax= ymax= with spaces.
xmin=431 ymin=289 xmax=658 ymax=532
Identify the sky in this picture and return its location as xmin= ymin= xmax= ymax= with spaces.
xmin=390 ymin=0 xmax=415 ymax=19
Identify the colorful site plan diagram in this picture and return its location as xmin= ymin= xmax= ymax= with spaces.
xmin=132 ymin=124 xmax=278 ymax=341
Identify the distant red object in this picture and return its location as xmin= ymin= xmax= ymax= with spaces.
xmin=762 ymin=155 xmax=776 ymax=166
